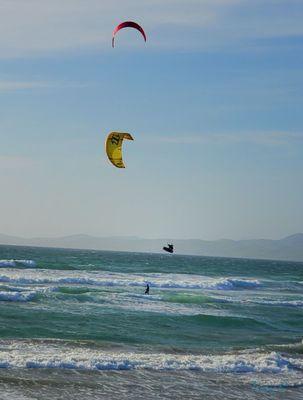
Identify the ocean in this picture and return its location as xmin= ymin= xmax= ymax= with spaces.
xmin=0 ymin=244 xmax=302 ymax=399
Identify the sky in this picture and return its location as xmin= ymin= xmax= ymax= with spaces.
xmin=0 ymin=0 xmax=302 ymax=240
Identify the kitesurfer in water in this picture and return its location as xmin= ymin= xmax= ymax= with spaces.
xmin=144 ymin=283 xmax=150 ymax=295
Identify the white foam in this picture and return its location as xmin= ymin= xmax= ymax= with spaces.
xmin=213 ymin=295 xmax=303 ymax=307
xmin=0 ymin=286 xmax=54 ymax=302
xmin=0 ymin=291 xmax=37 ymax=302
xmin=0 ymin=260 xmax=36 ymax=268
xmin=0 ymin=269 xmax=260 ymax=291
xmin=252 ymin=299 xmax=303 ymax=307
xmin=0 ymin=340 xmax=301 ymax=376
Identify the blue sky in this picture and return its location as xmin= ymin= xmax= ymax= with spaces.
xmin=0 ymin=0 xmax=302 ymax=240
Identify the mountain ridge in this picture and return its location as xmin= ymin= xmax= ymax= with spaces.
xmin=0 ymin=233 xmax=302 ymax=262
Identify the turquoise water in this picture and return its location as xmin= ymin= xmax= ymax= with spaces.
xmin=0 ymin=245 xmax=302 ymax=399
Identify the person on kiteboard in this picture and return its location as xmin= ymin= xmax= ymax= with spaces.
xmin=163 ymin=243 xmax=174 ymax=253
xmin=145 ymin=283 xmax=150 ymax=295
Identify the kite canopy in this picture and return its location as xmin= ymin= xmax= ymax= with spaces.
xmin=112 ymin=21 xmax=147 ymax=47
xmin=105 ymin=132 xmax=134 ymax=168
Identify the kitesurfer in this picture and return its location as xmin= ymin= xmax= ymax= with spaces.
xmin=144 ymin=283 xmax=150 ymax=295
xmin=163 ymin=243 xmax=174 ymax=253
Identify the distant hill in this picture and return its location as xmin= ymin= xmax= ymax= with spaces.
xmin=0 ymin=233 xmax=303 ymax=262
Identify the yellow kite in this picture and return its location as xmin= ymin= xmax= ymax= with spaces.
xmin=105 ymin=132 xmax=134 ymax=168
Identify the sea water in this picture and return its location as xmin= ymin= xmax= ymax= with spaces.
xmin=0 ymin=245 xmax=302 ymax=399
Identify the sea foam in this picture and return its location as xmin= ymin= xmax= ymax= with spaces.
xmin=0 ymin=290 xmax=37 ymax=302
xmin=0 ymin=269 xmax=261 ymax=291
xmin=0 ymin=340 xmax=301 ymax=375
xmin=213 ymin=295 xmax=303 ymax=308
xmin=0 ymin=260 xmax=36 ymax=268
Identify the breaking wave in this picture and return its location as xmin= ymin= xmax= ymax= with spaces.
xmin=0 ymin=269 xmax=261 ymax=291
xmin=0 ymin=260 xmax=36 ymax=268
xmin=0 ymin=286 xmax=54 ymax=302
xmin=0 ymin=290 xmax=37 ymax=302
xmin=213 ymin=295 xmax=303 ymax=308
xmin=251 ymin=299 xmax=303 ymax=307
xmin=0 ymin=340 xmax=301 ymax=377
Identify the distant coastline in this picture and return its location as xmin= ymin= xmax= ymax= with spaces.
xmin=0 ymin=233 xmax=303 ymax=262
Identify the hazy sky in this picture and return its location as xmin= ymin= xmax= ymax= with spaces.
xmin=0 ymin=0 xmax=302 ymax=240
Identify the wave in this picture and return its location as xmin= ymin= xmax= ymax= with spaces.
xmin=0 ymin=286 xmax=54 ymax=302
xmin=213 ymin=295 xmax=303 ymax=308
xmin=49 ymin=287 xmax=244 ymax=317
xmin=0 ymin=269 xmax=261 ymax=291
xmin=251 ymin=299 xmax=303 ymax=307
xmin=0 ymin=290 xmax=37 ymax=302
xmin=0 ymin=340 xmax=301 ymax=376
xmin=106 ymin=295 xmax=212 ymax=316
xmin=0 ymin=260 xmax=36 ymax=268
xmin=54 ymin=288 xmax=226 ymax=317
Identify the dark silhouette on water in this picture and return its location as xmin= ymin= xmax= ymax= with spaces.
xmin=144 ymin=283 xmax=150 ymax=295
xmin=163 ymin=243 xmax=174 ymax=254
